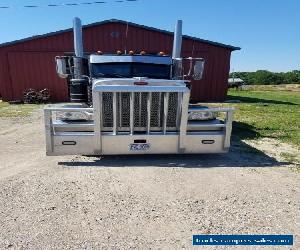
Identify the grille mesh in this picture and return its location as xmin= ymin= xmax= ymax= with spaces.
xmin=167 ymin=93 xmax=178 ymax=127
xmin=134 ymin=93 xmax=148 ymax=127
xmin=150 ymin=92 xmax=163 ymax=127
xmin=117 ymin=93 xmax=130 ymax=128
xmin=102 ymin=92 xmax=113 ymax=128
xmin=101 ymin=91 xmax=180 ymax=131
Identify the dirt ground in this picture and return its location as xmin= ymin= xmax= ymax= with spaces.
xmin=0 ymin=109 xmax=299 ymax=250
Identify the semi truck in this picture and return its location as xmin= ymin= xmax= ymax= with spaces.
xmin=44 ymin=18 xmax=234 ymax=155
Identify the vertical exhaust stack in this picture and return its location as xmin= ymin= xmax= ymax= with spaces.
xmin=73 ymin=17 xmax=84 ymax=58
xmin=172 ymin=20 xmax=183 ymax=59
xmin=70 ymin=17 xmax=88 ymax=103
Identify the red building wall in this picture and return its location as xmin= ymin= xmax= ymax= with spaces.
xmin=0 ymin=21 xmax=237 ymax=102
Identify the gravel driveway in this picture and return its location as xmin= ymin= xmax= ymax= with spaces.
xmin=0 ymin=110 xmax=299 ymax=249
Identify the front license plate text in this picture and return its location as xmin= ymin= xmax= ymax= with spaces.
xmin=129 ymin=143 xmax=150 ymax=151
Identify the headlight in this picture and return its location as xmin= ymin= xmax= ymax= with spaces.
xmin=56 ymin=111 xmax=93 ymax=121
xmin=188 ymin=111 xmax=216 ymax=121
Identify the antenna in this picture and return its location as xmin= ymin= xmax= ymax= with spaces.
xmin=124 ymin=22 xmax=129 ymax=54
xmin=191 ymin=40 xmax=195 ymax=57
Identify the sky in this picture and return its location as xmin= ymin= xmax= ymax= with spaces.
xmin=0 ymin=0 xmax=299 ymax=72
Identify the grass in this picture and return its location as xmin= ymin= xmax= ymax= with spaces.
xmin=241 ymin=84 xmax=300 ymax=92
xmin=223 ymin=90 xmax=300 ymax=148
xmin=0 ymin=101 xmax=41 ymax=117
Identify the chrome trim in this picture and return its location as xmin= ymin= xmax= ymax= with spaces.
xmin=187 ymin=120 xmax=225 ymax=131
xmin=44 ymin=109 xmax=53 ymax=155
xmin=47 ymin=133 xmax=228 ymax=156
xmin=130 ymin=92 xmax=134 ymax=135
xmin=93 ymin=92 xmax=102 ymax=154
xmin=179 ymin=91 xmax=190 ymax=152
xmin=176 ymin=93 xmax=182 ymax=128
xmin=113 ymin=92 xmax=117 ymax=135
xmin=92 ymin=78 xmax=186 ymax=86
xmin=50 ymin=119 xmax=226 ymax=133
xmin=44 ymin=107 xmax=93 ymax=112
xmin=188 ymin=107 xmax=235 ymax=112
xmin=118 ymin=93 xmax=122 ymax=129
xmin=172 ymin=20 xmax=182 ymax=59
xmin=224 ymin=109 xmax=234 ymax=149
xmin=163 ymin=93 xmax=169 ymax=134
xmin=73 ymin=17 xmax=84 ymax=58
xmin=93 ymin=85 xmax=189 ymax=93
xmin=147 ymin=92 xmax=151 ymax=134
xmin=157 ymin=93 xmax=162 ymax=128
xmin=138 ymin=92 xmax=142 ymax=127
xmin=44 ymin=92 xmax=234 ymax=155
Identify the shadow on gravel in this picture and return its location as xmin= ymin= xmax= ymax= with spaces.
xmin=58 ymin=139 xmax=288 ymax=168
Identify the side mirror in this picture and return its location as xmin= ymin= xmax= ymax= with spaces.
xmin=55 ymin=56 xmax=69 ymax=78
xmin=193 ymin=59 xmax=205 ymax=80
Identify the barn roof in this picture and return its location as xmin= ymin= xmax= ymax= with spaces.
xmin=0 ymin=19 xmax=240 ymax=51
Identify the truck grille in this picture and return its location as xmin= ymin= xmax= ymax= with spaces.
xmin=101 ymin=92 xmax=181 ymax=133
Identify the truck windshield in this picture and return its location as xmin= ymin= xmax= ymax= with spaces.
xmin=91 ymin=62 xmax=170 ymax=79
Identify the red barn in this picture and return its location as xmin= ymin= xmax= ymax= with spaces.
xmin=0 ymin=19 xmax=240 ymax=102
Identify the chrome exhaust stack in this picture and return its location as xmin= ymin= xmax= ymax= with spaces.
xmin=172 ymin=20 xmax=183 ymax=59
xmin=71 ymin=17 xmax=88 ymax=103
xmin=73 ymin=17 xmax=84 ymax=58
xmin=171 ymin=20 xmax=183 ymax=80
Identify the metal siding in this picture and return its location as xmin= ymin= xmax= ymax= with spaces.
xmin=210 ymin=50 xmax=218 ymax=101
xmin=0 ymin=22 xmax=233 ymax=102
xmin=0 ymin=52 xmax=13 ymax=100
xmin=7 ymin=52 xmax=67 ymax=101
xmin=189 ymin=43 xmax=230 ymax=102
xmin=190 ymin=51 xmax=210 ymax=101
xmin=222 ymin=50 xmax=231 ymax=99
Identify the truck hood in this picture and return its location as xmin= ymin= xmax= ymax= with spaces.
xmin=92 ymin=78 xmax=186 ymax=87
xmin=92 ymin=78 xmax=189 ymax=93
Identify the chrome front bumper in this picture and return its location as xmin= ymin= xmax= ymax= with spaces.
xmin=44 ymin=105 xmax=234 ymax=156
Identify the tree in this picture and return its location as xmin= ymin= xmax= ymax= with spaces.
xmin=229 ymin=70 xmax=300 ymax=85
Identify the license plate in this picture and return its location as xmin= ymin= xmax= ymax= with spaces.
xmin=129 ymin=143 xmax=150 ymax=151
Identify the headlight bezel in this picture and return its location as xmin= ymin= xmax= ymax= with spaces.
xmin=55 ymin=111 xmax=93 ymax=121
xmin=188 ymin=106 xmax=216 ymax=121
